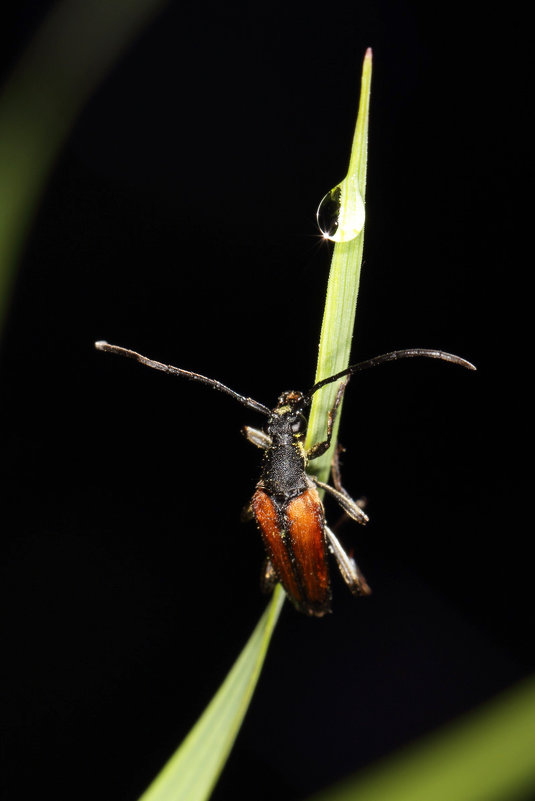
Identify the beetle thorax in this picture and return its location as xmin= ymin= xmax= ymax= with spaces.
xmin=259 ymin=391 xmax=309 ymax=499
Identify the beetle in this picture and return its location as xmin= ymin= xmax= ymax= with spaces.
xmin=95 ymin=341 xmax=475 ymax=616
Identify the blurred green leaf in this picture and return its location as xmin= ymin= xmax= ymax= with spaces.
xmin=309 ymin=676 xmax=535 ymax=801
xmin=0 ymin=0 xmax=168 ymax=333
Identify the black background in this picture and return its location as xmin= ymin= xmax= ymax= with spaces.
xmin=1 ymin=2 xmax=532 ymax=800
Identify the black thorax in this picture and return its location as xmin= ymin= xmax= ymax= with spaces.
xmin=257 ymin=392 xmax=309 ymax=500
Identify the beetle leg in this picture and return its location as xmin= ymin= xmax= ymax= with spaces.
xmin=325 ymin=525 xmax=371 ymax=596
xmin=307 ymin=377 xmax=350 ymax=460
xmin=331 ymin=443 xmax=345 ymax=492
xmin=243 ymin=425 xmax=272 ymax=450
xmin=331 ymin=444 xmax=367 ymax=511
xmin=260 ymin=559 xmax=278 ymax=594
xmin=241 ymin=502 xmax=255 ymax=522
xmin=309 ymin=475 xmax=369 ymax=525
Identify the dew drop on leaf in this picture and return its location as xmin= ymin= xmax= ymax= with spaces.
xmin=316 ymin=177 xmax=365 ymax=242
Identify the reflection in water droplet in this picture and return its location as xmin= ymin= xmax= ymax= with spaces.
xmin=316 ymin=177 xmax=365 ymax=243
xmin=317 ymin=186 xmax=342 ymax=240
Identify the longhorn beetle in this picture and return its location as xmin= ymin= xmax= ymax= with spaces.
xmin=95 ymin=341 xmax=475 ymax=617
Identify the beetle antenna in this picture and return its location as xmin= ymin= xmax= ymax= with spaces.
xmin=95 ymin=341 xmax=271 ymax=415
xmin=307 ymin=349 xmax=476 ymax=399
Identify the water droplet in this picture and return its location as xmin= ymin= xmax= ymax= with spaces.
xmin=316 ymin=176 xmax=365 ymax=242
xmin=317 ymin=186 xmax=342 ymax=240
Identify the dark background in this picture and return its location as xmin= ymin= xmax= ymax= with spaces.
xmin=1 ymin=2 xmax=531 ymax=800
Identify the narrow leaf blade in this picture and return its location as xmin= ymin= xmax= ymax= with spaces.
xmin=138 ymin=586 xmax=285 ymax=801
xmin=306 ymin=48 xmax=372 ymax=483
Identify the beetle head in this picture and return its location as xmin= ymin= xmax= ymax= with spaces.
xmin=267 ymin=390 xmax=308 ymax=441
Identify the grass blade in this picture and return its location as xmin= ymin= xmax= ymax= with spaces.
xmin=138 ymin=585 xmax=285 ymax=801
xmin=134 ymin=47 xmax=372 ymax=801
xmin=306 ymin=48 xmax=372 ymax=483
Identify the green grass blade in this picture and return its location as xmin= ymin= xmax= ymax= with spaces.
xmin=306 ymin=48 xmax=372 ymax=483
xmin=138 ymin=585 xmax=285 ymax=801
xmin=0 ymin=0 xmax=167 ymax=334
xmin=308 ymin=675 xmax=535 ymax=801
xmin=132 ymin=48 xmax=371 ymax=801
